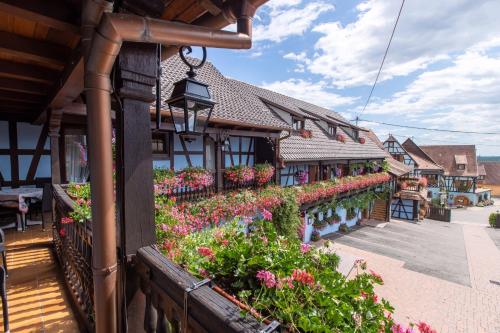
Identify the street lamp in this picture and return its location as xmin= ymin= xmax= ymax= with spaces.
xmin=166 ymin=46 xmax=215 ymax=140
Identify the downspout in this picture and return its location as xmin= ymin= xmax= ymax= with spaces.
xmin=84 ymin=1 xmax=260 ymax=332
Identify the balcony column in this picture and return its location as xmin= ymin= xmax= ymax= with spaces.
xmin=114 ymin=42 xmax=158 ymax=332
xmin=48 ymin=108 xmax=63 ymax=184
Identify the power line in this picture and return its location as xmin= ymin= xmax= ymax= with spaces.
xmin=356 ymin=0 xmax=405 ymax=125
xmin=390 ymin=134 xmax=500 ymax=147
xmin=356 ymin=118 xmax=500 ymax=135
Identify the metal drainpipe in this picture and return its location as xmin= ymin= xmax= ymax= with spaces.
xmin=84 ymin=1 xmax=261 ymax=332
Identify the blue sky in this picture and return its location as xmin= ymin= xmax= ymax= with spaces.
xmin=206 ymin=0 xmax=500 ymax=156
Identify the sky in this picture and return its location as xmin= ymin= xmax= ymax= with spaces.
xmin=205 ymin=0 xmax=500 ymax=156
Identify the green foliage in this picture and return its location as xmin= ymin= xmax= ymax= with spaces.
xmin=66 ymin=183 xmax=91 ymax=223
xmin=171 ymin=221 xmax=393 ymax=332
xmin=489 ymin=212 xmax=499 ymax=228
xmin=430 ymin=198 xmax=442 ymax=208
xmin=153 ymin=168 xmax=175 ymax=183
xmin=271 ymin=188 xmax=301 ymax=240
xmin=381 ymin=160 xmax=390 ymax=172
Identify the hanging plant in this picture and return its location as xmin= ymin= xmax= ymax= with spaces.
xmin=358 ymin=137 xmax=366 ymax=144
xmin=327 ymin=212 xmax=341 ymax=225
xmin=153 ymin=168 xmax=180 ymax=195
xmin=178 ymin=167 xmax=214 ymax=189
xmin=225 ymin=165 xmax=255 ymax=184
xmin=418 ymin=177 xmax=428 ymax=187
xmin=313 ymin=219 xmax=327 ymax=231
xmin=299 ymin=129 xmax=313 ymax=139
xmin=254 ymin=163 xmax=275 ymax=186
xmin=336 ymin=134 xmax=346 ymax=143
xmin=346 ymin=208 xmax=358 ymax=220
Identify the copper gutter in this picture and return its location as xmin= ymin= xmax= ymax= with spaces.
xmin=83 ymin=1 xmax=263 ymax=332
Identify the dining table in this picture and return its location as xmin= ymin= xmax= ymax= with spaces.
xmin=0 ymin=187 xmax=43 ymax=231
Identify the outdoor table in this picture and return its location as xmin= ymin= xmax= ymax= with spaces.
xmin=0 ymin=188 xmax=43 ymax=231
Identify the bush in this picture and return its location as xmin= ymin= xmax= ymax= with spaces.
xmin=271 ymin=188 xmax=301 ymax=239
xmin=430 ymin=198 xmax=442 ymax=208
xmin=489 ymin=212 xmax=499 ymax=228
xmin=339 ymin=223 xmax=349 ymax=233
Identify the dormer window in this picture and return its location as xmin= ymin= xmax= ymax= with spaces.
xmin=292 ymin=117 xmax=305 ymax=131
xmin=457 ymin=164 xmax=465 ymax=170
xmin=342 ymin=126 xmax=359 ymax=140
xmin=328 ymin=124 xmax=336 ymax=136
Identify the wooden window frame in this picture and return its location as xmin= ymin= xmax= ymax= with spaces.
xmin=292 ymin=117 xmax=305 ymax=131
xmin=152 ymin=132 xmax=170 ymax=159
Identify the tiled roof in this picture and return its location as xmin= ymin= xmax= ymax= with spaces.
xmin=479 ymin=162 xmax=500 ymax=184
xmin=279 ymin=120 xmax=386 ymax=162
xmin=366 ymin=130 xmax=412 ymax=176
xmin=420 ymin=145 xmax=478 ymax=177
xmin=455 ymin=155 xmax=467 ymax=165
xmin=160 ymin=56 xmax=289 ymax=130
xmin=402 ymin=138 xmax=443 ymax=171
xmin=478 ymin=164 xmax=487 ymax=176
xmin=228 ymin=80 xmax=387 ymax=162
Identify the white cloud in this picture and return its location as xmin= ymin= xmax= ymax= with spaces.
xmin=253 ymin=1 xmax=334 ymax=43
xmin=357 ymin=40 xmax=500 ymax=155
xmin=303 ymin=0 xmax=500 ymax=88
xmin=260 ymin=79 xmax=357 ymax=109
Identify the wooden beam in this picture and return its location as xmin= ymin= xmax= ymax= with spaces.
xmin=197 ymin=0 xmax=223 ymax=15
xmin=0 ymin=77 xmax=50 ymax=95
xmin=26 ymin=120 xmax=49 ymax=181
xmin=8 ymin=121 xmax=19 ymax=185
xmin=0 ymin=0 xmax=79 ymax=34
xmin=0 ymin=59 xmax=57 ymax=84
xmin=0 ymin=31 xmax=71 ymax=69
xmin=0 ymin=91 xmax=46 ymax=104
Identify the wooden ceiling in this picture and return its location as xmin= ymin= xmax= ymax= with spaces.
xmin=0 ymin=0 xmax=227 ymax=123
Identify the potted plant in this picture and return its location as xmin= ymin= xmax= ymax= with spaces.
xmin=336 ymin=133 xmax=346 ymax=143
xmin=299 ymin=129 xmax=313 ymax=138
xmin=178 ymin=167 xmax=214 ymax=189
xmin=310 ymin=230 xmax=321 ymax=241
xmin=295 ymin=170 xmax=309 ymax=185
xmin=224 ymin=165 xmax=255 ymax=185
xmin=339 ymin=223 xmax=349 ymax=233
xmin=254 ymin=163 xmax=275 ymax=186
xmin=312 ymin=219 xmax=327 ymax=231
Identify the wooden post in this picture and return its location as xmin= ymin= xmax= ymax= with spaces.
xmin=215 ymin=134 xmax=224 ymax=192
xmin=116 ymin=42 xmax=157 ymax=256
xmin=49 ymin=108 xmax=63 ymax=184
xmin=115 ymin=41 xmax=158 ymax=332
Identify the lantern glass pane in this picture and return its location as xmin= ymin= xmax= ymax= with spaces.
xmin=186 ymin=80 xmax=210 ymax=99
xmin=168 ymin=101 xmax=187 ymax=133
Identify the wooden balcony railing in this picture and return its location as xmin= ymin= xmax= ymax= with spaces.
xmin=134 ymin=246 xmax=269 ymax=332
xmin=53 ymin=184 xmax=94 ymax=331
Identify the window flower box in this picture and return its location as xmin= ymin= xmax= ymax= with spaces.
xmin=358 ymin=137 xmax=366 ymax=144
xmin=336 ymin=133 xmax=346 ymax=143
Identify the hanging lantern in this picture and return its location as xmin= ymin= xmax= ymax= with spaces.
xmin=166 ymin=46 xmax=215 ymax=139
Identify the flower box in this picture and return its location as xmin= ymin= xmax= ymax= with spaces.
xmin=254 ymin=163 xmax=275 ymax=186
xmin=224 ymin=165 xmax=255 ymax=185
xmin=299 ymin=129 xmax=313 ymax=138
xmin=358 ymin=137 xmax=366 ymax=144
xmin=336 ymin=134 xmax=346 ymax=143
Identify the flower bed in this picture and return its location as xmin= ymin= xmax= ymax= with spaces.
xmin=166 ymin=220 xmax=395 ymax=332
xmin=224 ymin=165 xmax=255 ymax=184
xmin=63 ymin=169 xmax=434 ymax=332
xmin=296 ymin=172 xmax=390 ymax=205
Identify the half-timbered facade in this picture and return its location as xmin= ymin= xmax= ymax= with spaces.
xmin=420 ymin=145 xmax=492 ymax=206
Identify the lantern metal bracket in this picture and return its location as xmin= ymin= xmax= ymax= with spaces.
xmin=179 ymin=46 xmax=207 ymax=78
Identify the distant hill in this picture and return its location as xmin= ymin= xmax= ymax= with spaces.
xmin=478 ymin=156 xmax=500 ymax=162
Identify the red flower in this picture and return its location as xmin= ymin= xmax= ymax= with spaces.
xmin=59 ymin=228 xmax=66 ymax=238
xmin=416 ymin=322 xmax=437 ymax=333
xmin=61 ymin=217 xmax=74 ymax=224
xmin=358 ymin=137 xmax=366 ymax=144
xmin=291 ymin=269 xmax=315 ymax=287
xmin=369 ymin=269 xmax=384 ymax=283
xmin=197 ymin=246 xmax=214 ymax=259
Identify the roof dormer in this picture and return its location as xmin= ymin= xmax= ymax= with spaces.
xmin=455 ymin=155 xmax=467 ymax=170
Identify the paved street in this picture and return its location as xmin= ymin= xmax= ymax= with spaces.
xmin=325 ymin=205 xmax=500 ymax=333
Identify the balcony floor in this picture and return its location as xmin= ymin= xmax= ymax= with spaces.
xmin=0 ymin=226 xmax=80 ymax=332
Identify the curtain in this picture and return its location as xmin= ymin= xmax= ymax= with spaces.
xmin=65 ymin=135 xmax=89 ymax=183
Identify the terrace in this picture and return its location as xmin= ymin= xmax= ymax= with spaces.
xmin=0 ymin=1 xmax=403 ymax=332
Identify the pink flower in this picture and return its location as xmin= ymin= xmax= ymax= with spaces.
xmin=242 ymin=216 xmax=253 ymax=224
xmin=197 ymin=246 xmax=214 ymax=259
xmin=198 ymin=268 xmax=209 ymax=277
xmin=391 ymin=324 xmax=414 ymax=333
xmin=372 ymin=294 xmax=378 ymax=303
xmin=416 ymin=322 xmax=437 ymax=333
xmin=260 ymin=236 xmax=268 ymax=245
xmin=256 ymin=270 xmax=276 ymax=288
xmin=369 ymin=269 xmax=384 ymax=283
xmin=59 ymin=228 xmax=66 ymax=238
xmin=221 ymin=239 xmax=229 ymax=246
xmin=61 ymin=217 xmax=74 ymax=224
xmin=262 ymin=209 xmax=272 ymax=221
xmin=300 ymin=243 xmax=311 ymax=254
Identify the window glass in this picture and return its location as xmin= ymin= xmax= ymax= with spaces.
xmin=65 ymin=135 xmax=89 ymax=183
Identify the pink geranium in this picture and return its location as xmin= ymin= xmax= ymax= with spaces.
xmin=300 ymin=243 xmax=311 ymax=254
xmin=291 ymin=269 xmax=315 ymax=287
xmin=197 ymin=246 xmax=214 ymax=259
xmin=256 ymin=270 xmax=276 ymax=288
xmin=262 ymin=209 xmax=273 ymax=221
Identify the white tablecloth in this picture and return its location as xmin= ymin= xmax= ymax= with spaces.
xmin=0 ymin=188 xmax=43 ymax=213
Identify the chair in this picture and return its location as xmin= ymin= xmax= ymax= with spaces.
xmin=0 ymin=200 xmax=19 ymax=231
xmin=0 ymin=265 xmax=9 ymax=333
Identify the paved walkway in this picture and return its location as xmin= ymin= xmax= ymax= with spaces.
xmin=324 ymin=219 xmax=500 ymax=332
xmin=0 ymin=227 xmax=80 ymax=332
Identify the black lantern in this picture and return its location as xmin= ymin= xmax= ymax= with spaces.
xmin=166 ymin=46 xmax=215 ymax=138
